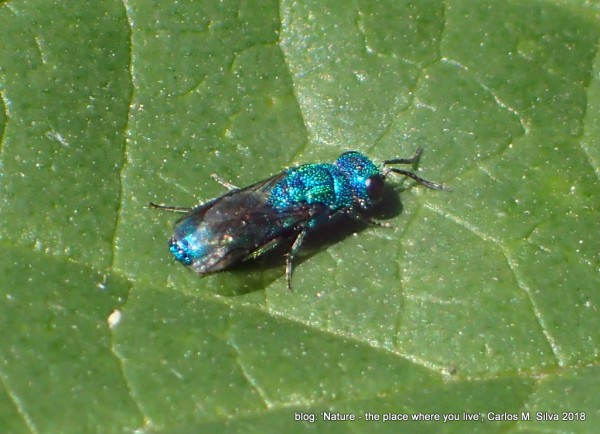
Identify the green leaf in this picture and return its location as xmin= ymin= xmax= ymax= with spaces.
xmin=0 ymin=0 xmax=598 ymax=433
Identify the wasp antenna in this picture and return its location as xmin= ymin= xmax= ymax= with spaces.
xmin=386 ymin=168 xmax=450 ymax=191
xmin=383 ymin=147 xmax=423 ymax=166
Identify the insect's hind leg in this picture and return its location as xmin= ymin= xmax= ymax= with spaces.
xmin=210 ymin=173 xmax=239 ymax=191
xmin=286 ymin=229 xmax=308 ymax=292
xmin=148 ymin=202 xmax=192 ymax=213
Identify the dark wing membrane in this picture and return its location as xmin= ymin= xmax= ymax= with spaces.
xmin=175 ymin=171 xmax=288 ymax=221
xmin=175 ymin=172 xmax=323 ymax=274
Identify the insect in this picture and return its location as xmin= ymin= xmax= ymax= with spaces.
xmin=151 ymin=148 xmax=448 ymax=290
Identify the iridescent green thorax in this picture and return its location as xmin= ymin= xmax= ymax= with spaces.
xmin=267 ymin=152 xmax=384 ymax=229
xmin=268 ymin=163 xmax=351 ymax=211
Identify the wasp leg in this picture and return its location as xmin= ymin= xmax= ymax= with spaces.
xmin=245 ymin=238 xmax=283 ymax=261
xmin=346 ymin=211 xmax=392 ymax=228
xmin=210 ymin=173 xmax=239 ymax=191
xmin=149 ymin=202 xmax=192 ymax=213
xmin=286 ymin=229 xmax=308 ymax=292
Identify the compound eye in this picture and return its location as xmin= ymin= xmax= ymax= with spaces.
xmin=365 ymin=175 xmax=384 ymax=201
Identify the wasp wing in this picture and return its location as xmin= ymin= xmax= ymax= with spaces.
xmin=171 ymin=172 xmax=325 ymax=274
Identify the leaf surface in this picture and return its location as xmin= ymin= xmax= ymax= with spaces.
xmin=0 ymin=0 xmax=598 ymax=433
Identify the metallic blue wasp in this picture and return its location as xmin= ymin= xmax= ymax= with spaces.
xmin=151 ymin=148 xmax=448 ymax=290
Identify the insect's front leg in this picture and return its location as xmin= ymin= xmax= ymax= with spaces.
xmin=286 ymin=228 xmax=308 ymax=292
xmin=346 ymin=210 xmax=392 ymax=228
